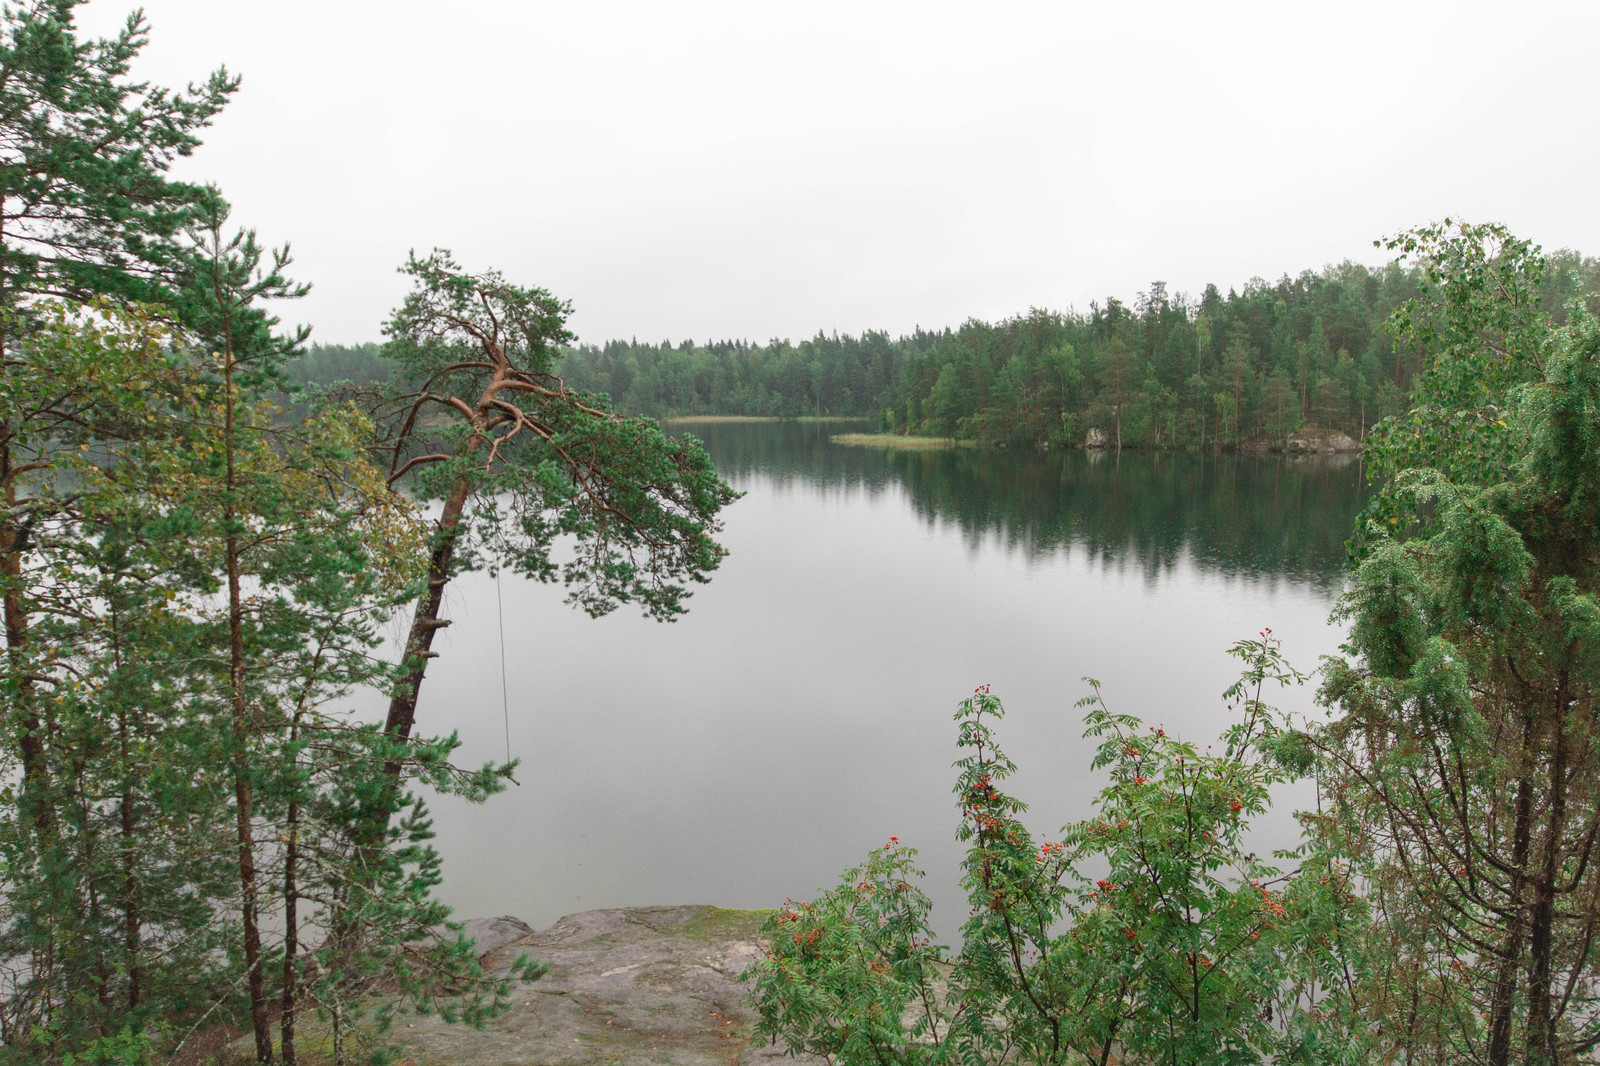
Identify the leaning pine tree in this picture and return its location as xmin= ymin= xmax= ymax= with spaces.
xmin=365 ymin=250 xmax=738 ymax=820
xmin=172 ymin=219 xmax=544 ymax=1066
xmin=320 ymin=251 xmax=736 ymax=1008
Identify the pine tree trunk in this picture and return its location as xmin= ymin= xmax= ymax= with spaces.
xmin=1 ymin=278 xmax=60 ymax=1038
xmin=281 ymin=674 xmax=318 ymax=1066
xmin=336 ymin=380 xmax=487 ymax=978
xmin=1487 ymin=705 xmax=1537 ymax=1066
xmin=0 ymin=235 xmax=52 ymax=834
xmin=222 ymin=347 xmax=273 ymax=1064
xmin=116 ymin=684 xmax=142 ymax=1012
xmin=281 ymin=785 xmax=299 ymax=1066
xmin=1 ymin=432 xmax=50 ymax=834
xmin=381 ymin=476 xmax=470 ymax=765
xmin=330 ymin=475 xmax=473 ymax=977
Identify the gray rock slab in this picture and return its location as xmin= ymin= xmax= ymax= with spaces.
xmin=438 ymin=915 xmax=536 ymax=960
xmin=396 ymin=905 xmax=821 ymax=1066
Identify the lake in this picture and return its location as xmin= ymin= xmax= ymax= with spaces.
xmin=416 ymin=421 xmax=1370 ymax=945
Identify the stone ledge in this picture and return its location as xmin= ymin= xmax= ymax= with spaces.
xmin=399 ymin=905 xmax=818 ymax=1066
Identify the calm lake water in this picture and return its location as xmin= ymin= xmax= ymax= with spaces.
xmin=417 ymin=422 xmax=1370 ymax=944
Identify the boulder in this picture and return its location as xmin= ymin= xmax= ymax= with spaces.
xmin=1084 ymin=427 xmax=1108 ymax=449
xmin=449 ymin=915 xmax=536 ymax=959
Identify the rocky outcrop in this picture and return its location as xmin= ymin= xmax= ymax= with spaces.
xmin=1084 ymin=427 xmax=1108 ymax=449
xmin=1287 ymin=427 xmax=1361 ymax=453
xmin=396 ymin=906 xmax=815 ymax=1065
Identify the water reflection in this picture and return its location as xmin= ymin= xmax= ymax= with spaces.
xmin=425 ymin=422 xmax=1367 ymax=945
xmin=685 ymin=420 xmax=1368 ymax=585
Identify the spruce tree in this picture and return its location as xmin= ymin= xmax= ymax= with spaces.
xmin=1319 ymin=222 xmax=1600 ymax=1064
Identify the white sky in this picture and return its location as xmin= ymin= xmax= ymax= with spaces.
xmin=77 ymin=0 xmax=1600 ymax=347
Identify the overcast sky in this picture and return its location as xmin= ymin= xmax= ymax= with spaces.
xmin=77 ymin=0 xmax=1600 ymax=347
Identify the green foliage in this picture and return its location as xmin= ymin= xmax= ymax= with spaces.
xmin=745 ymin=843 xmax=946 ymax=1063
xmin=377 ymin=249 xmax=738 ymax=621
xmin=309 ymin=796 xmax=548 ymax=1066
xmin=1352 ymin=222 xmax=1557 ymax=559
xmin=555 ymin=264 xmax=1451 ymax=450
xmin=0 ymin=155 xmax=558 ymax=1066
xmin=58 ymin=1028 xmax=155 ymax=1066
xmin=1315 ymin=225 xmax=1600 ymax=1064
xmin=555 ymin=253 xmax=1599 ymax=452
xmin=0 ymin=0 xmax=236 ymax=310
xmin=749 ymin=633 xmax=1362 ymax=1064
xmin=358 ymin=253 xmax=739 ymax=907
xmin=286 ymin=342 xmax=393 ymax=387
xmin=0 ymin=281 xmax=544 ymax=1064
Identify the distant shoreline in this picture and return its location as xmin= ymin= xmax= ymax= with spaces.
xmin=660 ymin=417 xmax=1364 ymax=457
xmin=662 ymin=414 xmax=866 ymax=425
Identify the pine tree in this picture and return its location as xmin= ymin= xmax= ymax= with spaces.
xmin=368 ymin=251 xmax=737 ymax=809
xmin=0 ymin=0 xmax=234 ymax=870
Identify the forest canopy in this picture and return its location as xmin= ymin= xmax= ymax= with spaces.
xmin=299 ymin=251 xmax=1600 ymax=450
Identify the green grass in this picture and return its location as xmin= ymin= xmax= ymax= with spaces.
xmin=830 ymin=433 xmax=973 ymax=449
xmin=679 ymin=905 xmax=775 ymax=941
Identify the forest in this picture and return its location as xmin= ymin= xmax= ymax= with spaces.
xmin=548 ymin=255 xmax=1600 ymax=448
xmin=305 ymin=254 xmax=1600 ymax=452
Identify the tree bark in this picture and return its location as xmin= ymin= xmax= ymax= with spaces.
xmin=222 ymin=344 xmax=272 ymax=1064
xmin=380 ymin=476 xmax=470 ymax=761
xmin=1 ymin=430 xmax=51 ymax=834
xmin=281 ymin=782 xmax=299 ymax=1066
xmin=1526 ymin=671 xmax=1570 ymax=1066
xmin=1487 ymin=703 xmax=1537 ymax=1066
xmin=117 ymin=695 xmax=142 ymax=1012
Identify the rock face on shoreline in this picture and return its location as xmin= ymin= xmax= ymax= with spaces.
xmin=1287 ymin=427 xmax=1362 ymax=453
xmin=399 ymin=906 xmax=818 ymax=1065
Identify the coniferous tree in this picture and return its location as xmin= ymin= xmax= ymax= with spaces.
xmin=1319 ymin=222 xmax=1600 ymax=1065
xmin=364 ymin=249 xmax=738 ymax=837
xmin=0 ymin=0 xmax=234 ymax=876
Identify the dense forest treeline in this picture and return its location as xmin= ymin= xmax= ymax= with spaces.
xmin=301 ymin=252 xmax=1600 ymax=449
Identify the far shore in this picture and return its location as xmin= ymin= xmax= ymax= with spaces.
xmin=660 ymin=417 xmax=1363 ymax=456
xmin=662 ymin=414 xmax=866 ymax=425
